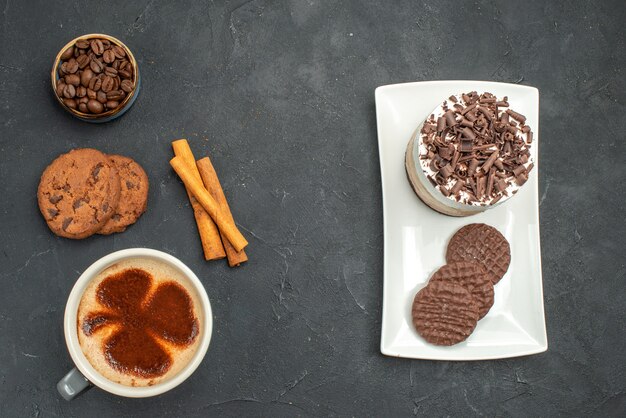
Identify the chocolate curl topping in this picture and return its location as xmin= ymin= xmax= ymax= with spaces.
xmin=444 ymin=111 xmax=457 ymax=127
xmin=506 ymin=109 xmax=526 ymax=124
xmin=487 ymin=168 xmax=496 ymax=197
xmin=439 ymin=186 xmax=450 ymax=197
xmin=461 ymin=127 xmax=475 ymax=140
xmin=461 ymin=103 xmax=476 ymax=115
xmin=460 ymin=140 xmax=473 ymax=153
xmin=481 ymin=150 xmax=499 ymax=173
xmin=468 ymin=158 xmax=480 ymax=176
xmin=439 ymin=164 xmax=454 ymax=178
xmin=490 ymin=194 xmax=503 ymax=205
xmin=526 ymin=131 xmax=533 ymax=144
xmin=477 ymin=106 xmax=493 ymax=121
xmin=512 ymin=165 xmax=526 ymax=177
xmin=437 ymin=116 xmax=446 ymax=132
xmin=451 ymin=179 xmax=465 ymax=195
xmin=449 ymin=95 xmax=458 ymax=103
xmin=477 ymin=175 xmax=487 ymax=199
xmin=451 ymin=150 xmax=460 ymax=169
xmin=460 ymin=119 xmax=473 ymax=128
xmin=495 ymin=179 xmax=508 ymax=193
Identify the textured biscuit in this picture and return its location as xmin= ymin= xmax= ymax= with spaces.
xmin=430 ymin=261 xmax=494 ymax=319
xmin=412 ymin=281 xmax=480 ymax=346
xmin=446 ymin=223 xmax=511 ymax=284
xmin=37 ymin=148 xmax=121 ymax=239
xmin=98 ymin=155 xmax=149 ymax=235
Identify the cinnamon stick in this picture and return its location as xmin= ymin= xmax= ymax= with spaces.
xmin=172 ymin=139 xmax=225 ymax=260
xmin=196 ymin=157 xmax=248 ymax=267
xmin=170 ymin=156 xmax=248 ymax=252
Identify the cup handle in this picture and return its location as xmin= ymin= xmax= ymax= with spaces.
xmin=57 ymin=367 xmax=91 ymax=400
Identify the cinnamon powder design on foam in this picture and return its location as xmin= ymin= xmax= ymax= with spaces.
xmin=81 ymin=268 xmax=199 ymax=378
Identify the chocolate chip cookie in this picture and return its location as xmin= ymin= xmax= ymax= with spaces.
xmin=37 ymin=148 xmax=121 ymax=239
xmin=412 ymin=280 xmax=480 ymax=346
xmin=430 ymin=261 xmax=494 ymax=319
xmin=98 ymin=155 xmax=149 ymax=235
xmin=446 ymin=223 xmax=511 ymax=284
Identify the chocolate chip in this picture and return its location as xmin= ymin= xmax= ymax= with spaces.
xmin=47 ymin=208 xmax=59 ymax=218
xmin=62 ymin=217 xmax=73 ymax=231
xmin=125 ymin=180 xmax=135 ymax=189
xmin=49 ymin=195 xmax=63 ymax=204
xmin=91 ymin=163 xmax=103 ymax=180
xmin=73 ymin=199 xmax=83 ymax=209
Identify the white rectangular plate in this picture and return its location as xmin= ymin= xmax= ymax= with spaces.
xmin=376 ymin=81 xmax=547 ymax=360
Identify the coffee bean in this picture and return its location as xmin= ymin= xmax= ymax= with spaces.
xmin=62 ymin=58 xmax=79 ymax=74
xmin=120 ymin=79 xmax=133 ymax=93
xmin=118 ymin=68 xmax=132 ymax=79
xmin=76 ymin=54 xmax=90 ymax=69
xmin=87 ymin=99 xmax=104 ymax=114
xmin=78 ymin=96 xmax=89 ymax=104
xmin=62 ymin=84 xmax=76 ymax=99
xmin=97 ymin=90 xmax=107 ymax=104
xmin=65 ymin=74 xmax=80 ymax=86
xmin=88 ymin=76 xmax=102 ymax=92
xmin=112 ymin=76 xmax=120 ymax=91
xmin=101 ymin=39 xmax=111 ymax=49
xmin=90 ymin=39 xmax=104 ymax=55
xmin=60 ymin=47 xmax=74 ymax=60
xmin=104 ymin=66 xmax=118 ymax=77
xmin=63 ymin=98 xmax=77 ymax=109
xmin=106 ymin=90 xmax=124 ymax=101
xmin=56 ymin=82 xmax=66 ymax=97
xmin=103 ymin=49 xmax=115 ymax=64
xmin=112 ymin=45 xmax=126 ymax=59
xmin=101 ymin=76 xmax=114 ymax=93
xmin=78 ymin=103 xmax=88 ymax=113
xmin=106 ymin=100 xmax=120 ymax=109
xmin=76 ymin=86 xmax=87 ymax=98
xmin=90 ymin=59 xmax=103 ymax=74
xmin=111 ymin=60 xmax=120 ymax=70
xmin=80 ymin=68 xmax=94 ymax=87
xmin=75 ymin=39 xmax=90 ymax=49
xmin=87 ymin=88 xmax=97 ymax=99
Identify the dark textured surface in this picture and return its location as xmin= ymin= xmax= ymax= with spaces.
xmin=1 ymin=0 xmax=625 ymax=416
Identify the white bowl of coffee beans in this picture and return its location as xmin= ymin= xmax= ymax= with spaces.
xmin=52 ymin=34 xmax=140 ymax=123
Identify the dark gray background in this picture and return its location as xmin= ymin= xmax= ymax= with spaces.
xmin=1 ymin=0 xmax=624 ymax=416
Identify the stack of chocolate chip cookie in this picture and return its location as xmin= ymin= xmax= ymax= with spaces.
xmin=38 ymin=148 xmax=149 ymax=239
xmin=412 ymin=223 xmax=511 ymax=346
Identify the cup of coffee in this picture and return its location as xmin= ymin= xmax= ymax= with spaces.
xmin=57 ymin=248 xmax=212 ymax=400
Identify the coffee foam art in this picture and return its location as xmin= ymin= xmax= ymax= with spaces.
xmin=77 ymin=257 xmax=203 ymax=387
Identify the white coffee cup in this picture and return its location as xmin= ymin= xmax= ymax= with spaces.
xmin=57 ymin=248 xmax=213 ymax=400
